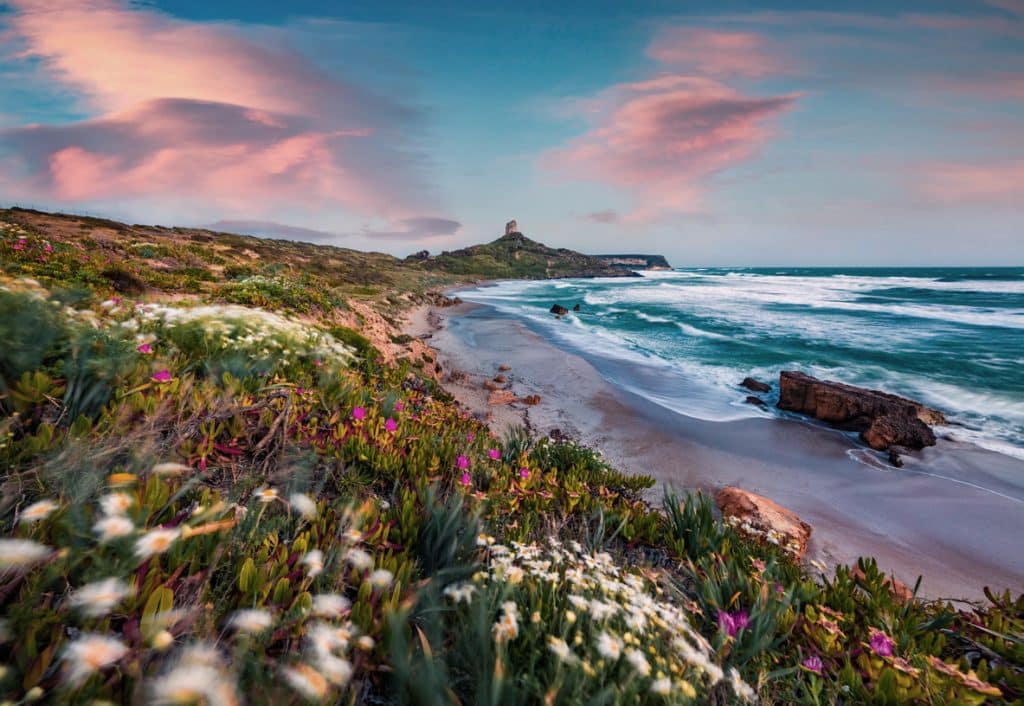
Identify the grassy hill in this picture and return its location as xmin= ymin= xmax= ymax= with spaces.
xmin=417 ymin=231 xmax=638 ymax=279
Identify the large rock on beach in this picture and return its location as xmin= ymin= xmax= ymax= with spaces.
xmin=550 ymin=304 xmax=569 ymax=316
xmin=716 ymin=487 xmax=812 ymax=561
xmin=777 ymin=371 xmax=944 ymax=450
xmin=488 ymin=389 xmax=517 ymax=406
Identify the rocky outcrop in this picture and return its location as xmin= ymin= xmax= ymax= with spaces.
xmin=777 ymin=371 xmax=944 ymax=451
xmin=716 ymin=487 xmax=812 ymax=561
xmin=550 ymin=304 xmax=569 ymax=316
xmin=505 ymin=219 xmax=519 ymax=236
xmin=745 ymin=395 xmax=767 ymax=407
xmin=592 ymin=254 xmax=672 ymax=271
xmin=741 ymin=377 xmax=771 ymax=393
xmin=487 ymin=389 xmax=517 ymax=406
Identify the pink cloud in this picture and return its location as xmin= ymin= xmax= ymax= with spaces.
xmin=917 ymin=161 xmax=1024 ymax=204
xmin=0 ymin=0 xmax=444 ymax=232
xmin=542 ymin=73 xmax=796 ymax=219
xmin=646 ymin=27 xmax=789 ymax=78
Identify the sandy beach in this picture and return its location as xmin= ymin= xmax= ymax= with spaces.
xmin=406 ymin=300 xmax=1024 ymax=600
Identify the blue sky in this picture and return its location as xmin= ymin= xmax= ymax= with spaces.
xmin=0 ymin=0 xmax=1021 ymax=265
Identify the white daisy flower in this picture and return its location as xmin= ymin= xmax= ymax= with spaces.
xmin=368 ymin=569 xmax=393 ymax=588
xmin=94 ymin=515 xmax=135 ymax=541
xmin=20 ymin=499 xmax=58 ymax=524
xmin=311 ymin=593 xmax=350 ymax=618
xmin=151 ymin=462 xmax=191 ymax=475
xmin=625 ymin=648 xmax=651 ymax=677
xmin=229 ymin=609 xmax=273 ymax=634
xmin=282 ymin=663 xmax=329 ymax=701
xmin=0 ymin=538 xmax=51 ymax=569
xmin=289 ymin=493 xmax=317 ymax=520
xmin=69 ymin=577 xmax=130 ymax=617
xmin=344 ymin=548 xmax=373 ymax=571
xmin=62 ymin=634 xmax=128 ymax=685
xmin=134 ymin=528 xmax=181 ymax=560
xmin=301 ymin=549 xmax=324 ymax=578
xmin=596 ymin=632 xmax=622 ymax=661
xmin=650 ymin=677 xmax=672 ymax=695
xmin=100 ymin=492 xmax=134 ymax=516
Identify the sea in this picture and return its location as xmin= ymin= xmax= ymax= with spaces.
xmin=453 ymin=268 xmax=1024 ymax=460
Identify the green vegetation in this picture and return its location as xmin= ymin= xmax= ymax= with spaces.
xmin=0 ymin=211 xmax=1021 ymax=704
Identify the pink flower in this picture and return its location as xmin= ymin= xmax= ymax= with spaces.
xmin=152 ymin=370 xmax=172 ymax=383
xmin=137 ymin=343 xmax=153 ymax=354
xmin=315 ymin=359 xmax=322 ymax=367
xmin=868 ymin=629 xmax=895 ymax=657
xmin=801 ymin=655 xmax=823 ymax=674
xmin=12 ymin=241 xmax=24 ymax=251
xmin=718 ymin=610 xmax=749 ymax=638
xmin=466 ymin=433 xmax=474 ymax=443
xmin=456 ymin=455 xmax=470 ymax=470
xmin=394 ymin=401 xmax=404 ymax=412
xmin=385 ymin=418 xmax=398 ymax=433
xmin=44 ymin=243 xmax=53 ymax=253
xmin=460 ymin=472 xmax=472 ymax=487
xmin=488 ymin=448 xmax=501 ymax=460
xmin=352 ymin=407 xmax=366 ymax=421
xmin=519 ymin=467 xmax=529 ymax=479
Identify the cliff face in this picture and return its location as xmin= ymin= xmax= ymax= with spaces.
xmin=592 ymin=254 xmax=672 ymax=270
xmin=418 ymin=232 xmax=639 ymax=279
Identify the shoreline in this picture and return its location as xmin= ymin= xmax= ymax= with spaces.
xmin=404 ymin=299 xmax=1024 ymax=600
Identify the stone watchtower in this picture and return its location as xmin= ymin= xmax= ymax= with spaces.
xmin=505 ymin=219 xmax=519 ymax=235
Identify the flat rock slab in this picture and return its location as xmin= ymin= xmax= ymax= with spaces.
xmin=717 ymin=486 xmax=812 ymax=561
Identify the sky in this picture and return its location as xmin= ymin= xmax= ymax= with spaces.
xmin=0 ymin=0 xmax=1022 ymax=266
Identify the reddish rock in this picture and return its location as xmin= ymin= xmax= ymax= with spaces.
xmin=777 ymin=371 xmax=944 ymax=450
xmin=716 ymin=486 xmax=812 ymax=561
xmin=521 ymin=394 xmax=541 ymax=405
xmin=494 ymin=374 xmax=507 ymax=384
xmin=740 ymin=376 xmax=771 ymax=393
xmin=487 ymin=390 xmax=516 ymax=405
xmin=482 ymin=379 xmax=501 ymax=391
xmin=498 ymin=364 xmax=511 ymax=372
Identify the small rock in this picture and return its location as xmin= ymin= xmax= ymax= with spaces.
xmin=572 ymin=303 xmax=581 ymax=312
xmin=716 ymin=487 xmax=812 ymax=561
xmin=887 ymin=446 xmax=906 ymax=467
xmin=740 ymin=377 xmax=771 ymax=393
xmin=488 ymin=389 xmax=516 ymax=406
xmin=494 ymin=374 xmax=507 ymax=384
xmin=483 ymin=379 xmax=501 ymax=391
xmin=521 ymin=394 xmax=541 ymax=405
xmin=550 ymin=304 xmax=569 ymax=316
xmin=498 ymin=364 xmax=511 ymax=372
xmin=745 ymin=395 xmax=767 ymax=407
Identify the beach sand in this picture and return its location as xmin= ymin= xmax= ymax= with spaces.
xmin=404 ymin=301 xmax=1024 ymax=600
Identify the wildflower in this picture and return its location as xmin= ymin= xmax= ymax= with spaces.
xmin=718 ymin=609 xmax=749 ymax=638
xmin=596 ymin=632 xmax=622 ymax=661
xmin=302 ymin=549 xmax=325 ymax=578
xmin=369 ymin=569 xmax=393 ymax=588
xmin=151 ymin=659 xmax=237 ymax=706
xmin=317 ymin=653 xmax=354 ymax=687
xmin=802 ymin=654 xmax=823 ymax=674
xmin=345 ymin=547 xmax=373 ymax=571
xmin=729 ymin=667 xmax=757 ymax=702
xmin=356 ymin=635 xmax=375 ymax=651
xmin=69 ymin=577 xmax=130 ymax=617
xmin=100 ymin=492 xmax=134 ymax=516
xmin=12 ymin=239 xmax=24 ymax=250
xmin=152 ymin=462 xmax=191 ymax=475
xmin=650 ymin=677 xmax=672 ymax=696
xmin=442 ymin=582 xmax=475 ymax=604
xmin=152 ymin=630 xmax=174 ymax=651
xmin=625 ymin=648 xmax=651 ymax=676
xmin=351 ymin=406 xmax=366 ymax=421
xmin=868 ymin=628 xmax=895 ymax=657
xmin=466 ymin=433 xmax=474 ymax=442
xmin=456 ymin=455 xmax=470 ymax=470
xmin=384 ymin=417 xmax=398 ymax=432
xmin=547 ymin=636 xmax=574 ymax=662
xmin=488 ymin=448 xmax=501 ymax=460
xmin=0 ymin=538 xmax=50 ymax=569
xmin=314 ymin=358 xmax=323 ymax=367
xmin=289 ymin=493 xmax=317 ymax=520
xmin=519 ymin=467 xmax=529 ymax=479
xmin=20 ymin=499 xmax=58 ymax=524
xmin=394 ymin=401 xmax=404 ymax=411
xmin=134 ymin=527 xmax=181 ymax=560
xmin=282 ymin=663 xmax=329 ymax=701
xmin=152 ymin=369 xmax=173 ymax=383
xmin=256 ymin=487 xmax=279 ymax=503
xmin=229 ymin=609 xmax=273 ymax=634
xmin=312 ymin=593 xmax=351 ymax=618
xmin=137 ymin=342 xmax=153 ymax=354
xmin=492 ymin=603 xmax=519 ymax=643
xmin=94 ymin=515 xmax=135 ymax=541
xmin=63 ymin=634 xmax=128 ymax=686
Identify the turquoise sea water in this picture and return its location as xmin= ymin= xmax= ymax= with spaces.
xmin=455 ymin=268 xmax=1024 ymax=459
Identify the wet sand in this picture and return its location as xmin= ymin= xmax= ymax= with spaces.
xmin=405 ymin=302 xmax=1024 ymax=600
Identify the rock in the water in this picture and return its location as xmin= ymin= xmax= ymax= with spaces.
xmin=488 ymin=389 xmax=516 ymax=406
xmin=716 ymin=486 xmax=812 ymax=561
xmin=521 ymin=394 xmax=541 ymax=405
xmin=550 ymin=304 xmax=569 ymax=316
xmin=745 ymin=395 xmax=767 ymax=407
xmin=572 ymin=303 xmax=581 ymax=312
xmin=498 ymin=364 xmax=511 ymax=372
xmin=777 ymin=370 xmax=944 ymax=450
xmin=482 ymin=379 xmax=501 ymax=391
xmin=887 ymin=447 xmax=905 ymax=468
xmin=494 ymin=374 xmax=507 ymax=384
xmin=741 ymin=377 xmax=771 ymax=393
